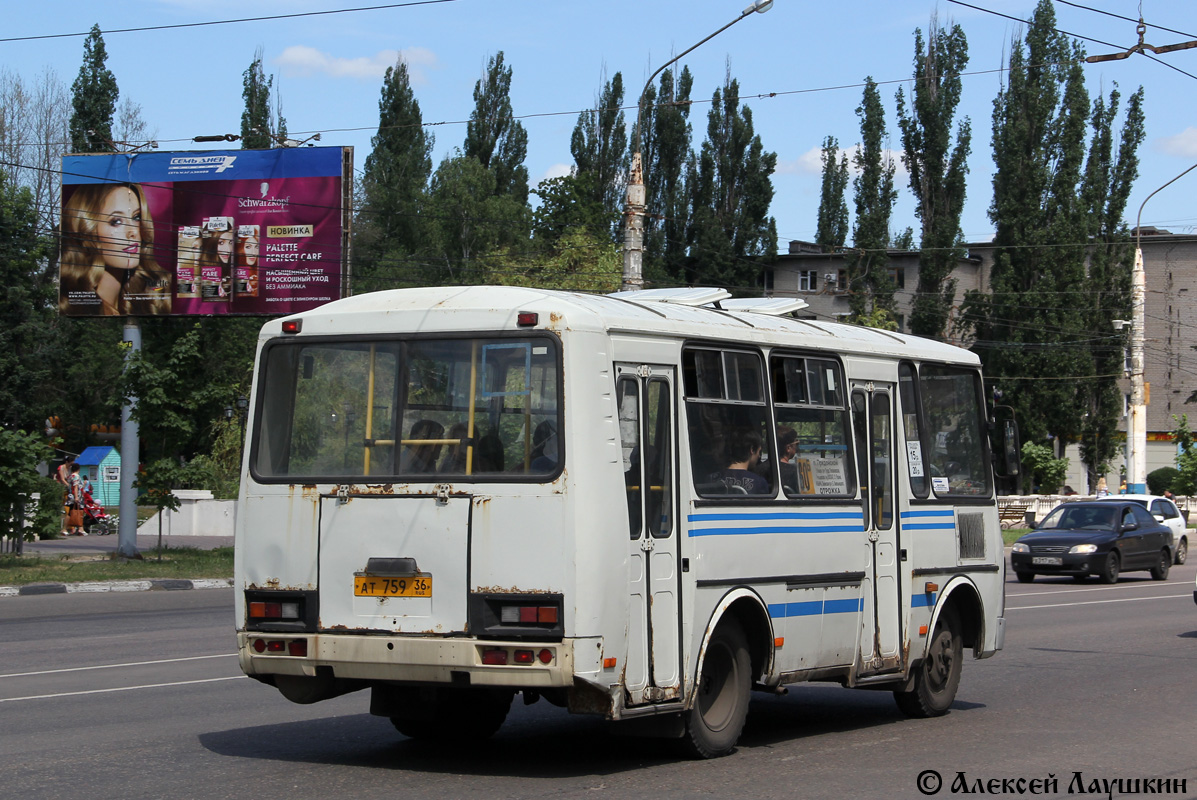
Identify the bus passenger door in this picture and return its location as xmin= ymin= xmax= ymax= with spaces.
xmin=851 ymin=384 xmax=902 ymax=674
xmin=617 ymin=365 xmax=681 ymax=705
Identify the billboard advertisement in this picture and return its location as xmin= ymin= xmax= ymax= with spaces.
xmin=59 ymin=146 xmax=351 ymax=317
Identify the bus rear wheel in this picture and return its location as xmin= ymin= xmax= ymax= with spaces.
xmin=894 ymin=606 xmax=962 ymax=718
xmin=681 ymin=625 xmax=751 ymax=759
xmin=390 ymin=688 xmax=513 ymax=742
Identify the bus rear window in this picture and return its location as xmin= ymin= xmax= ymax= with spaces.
xmin=251 ymin=336 xmax=561 ymax=481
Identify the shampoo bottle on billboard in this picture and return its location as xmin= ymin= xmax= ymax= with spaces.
xmin=235 ymin=225 xmax=260 ymax=297
xmin=199 ymin=216 xmax=234 ymax=302
xmin=176 ymin=226 xmax=201 ymax=298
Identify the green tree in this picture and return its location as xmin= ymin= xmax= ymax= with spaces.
xmin=530 ymin=173 xmax=612 ymax=244
xmin=241 ymin=48 xmax=286 ymax=149
xmin=0 ymin=428 xmax=59 ymax=541
xmin=485 ymin=228 xmax=621 ymax=293
xmin=570 ymin=70 xmax=627 ymax=240
xmin=846 ymin=77 xmax=897 ymax=324
xmin=815 ymin=135 xmax=850 ymax=252
xmin=0 ymin=174 xmax=55 ymax=431
xmin=464 ymin=51 xmax=529 ymax=205
xmin=424 ymin=153 xmax=530 ymax=285
xmin=686 ymin=67 xmax=778 ymax=290
xmin=1020 ymin=440 xmax=1068 ymax=494
xmin=1171 ymin=416 xmax=1197 ymax=495
xmin=69 ymin=25 xmax=119 ymax=153
xmin=356 ymin=57 xmax=434 ymax=292
xmin=638 ymin=67 xmax=694 ymax=284
xmin=896 ymin=19 xmax=971 ymax=339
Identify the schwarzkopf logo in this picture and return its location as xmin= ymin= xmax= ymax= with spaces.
xmin=167 ymin=155 xmax=238 ymax=173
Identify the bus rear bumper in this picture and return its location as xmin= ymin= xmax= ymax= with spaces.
xmin=237 ymin=632 xmax=583 ymax=689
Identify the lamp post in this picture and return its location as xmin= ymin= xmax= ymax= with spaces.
xmin=1125 ymin=163 xmax=1197 ymax=493
xmin=621 ymin=0 xmax=774 ymax=292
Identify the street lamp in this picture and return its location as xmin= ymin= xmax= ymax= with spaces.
xmin=1125 ymin=162 xmax=1197 ymax=493
xmin=621 ymin=0 xmax=775 ymax=292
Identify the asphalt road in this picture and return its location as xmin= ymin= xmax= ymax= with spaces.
xmin=1 ymin=565 xmax=1195 ymax=800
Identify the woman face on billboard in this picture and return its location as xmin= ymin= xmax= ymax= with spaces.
xmin=216 ymin=230 xmax=235 ymax=264
xmin=94 ymin=186 xmax=142 ymax=272
xmin=238 ymin=235 xmax=259 ymax=266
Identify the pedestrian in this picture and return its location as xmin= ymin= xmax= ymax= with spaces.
xmin=66 ymin=463 xmax=86 ymax=536
xmin=53 ymin=460 xmax=72 ymax=536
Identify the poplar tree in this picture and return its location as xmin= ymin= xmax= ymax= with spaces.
xmin=356 ymin=57 xmax=434 ymax=291
xmin=846 ymin=78 xmax=897 ymax=323
xmin=896 ymin=20 xmax=971 ymax=339
xmin=68 ymin=25 xmax=118 ymax=153
xmin=815 ymin=135 xmax=850 ymax=252
xmin=464 ymin=52 xmax=529 ymax=205
xmin=241 ymin=49 xmax=285 ymax=149
xmin=686 ymin=67 xmax=777 ymax=290
xmin=570 ymin=70 xmax=627 ymax=241
xmin=638 ymin=66 xmax=694 ymax=284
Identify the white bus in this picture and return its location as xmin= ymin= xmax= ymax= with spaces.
xmin=235 ymin=285 xmax=1016 ymax=757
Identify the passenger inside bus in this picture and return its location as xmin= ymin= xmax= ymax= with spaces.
xmin=399 ymin=419 xmax=444 ymax=473
xmin=775 ymin=425 xmax=799 ymax=493
xmin=438 ymin=422 xmax=470 ymax=473
xmin=529 ymin=420 xmax=558 ymax=472
xmin=709 ymin=427 xmax=771 ymax=494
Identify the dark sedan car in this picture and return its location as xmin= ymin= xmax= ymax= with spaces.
xmin=1011 ymin=501 xmax=1172 ymax=584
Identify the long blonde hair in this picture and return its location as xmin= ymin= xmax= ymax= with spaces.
xmin=59 ymin=183 xmax=171 ymax=315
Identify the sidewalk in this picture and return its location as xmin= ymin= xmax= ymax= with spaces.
xmin=1 ymin=533 xmax=234 ymax=598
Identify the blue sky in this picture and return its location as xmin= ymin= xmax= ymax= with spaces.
xmin=5 ymin=0 xmax=1196 ymax=248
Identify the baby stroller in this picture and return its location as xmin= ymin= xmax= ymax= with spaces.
xmin=80 ymin=491 xmax=115 ymax=535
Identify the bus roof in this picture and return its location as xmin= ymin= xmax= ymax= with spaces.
xmin=269 ymin=286 xmax=980 ymax=366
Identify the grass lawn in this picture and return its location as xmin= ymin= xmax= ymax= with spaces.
xmin=1003 ymin=528 xmax=1031 ymax=546
xmin=0 ymin=546 xmax=234 ymax=587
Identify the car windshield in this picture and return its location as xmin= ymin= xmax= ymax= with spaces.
xmin=1040 ymin=505 xmax=1116 ymax=531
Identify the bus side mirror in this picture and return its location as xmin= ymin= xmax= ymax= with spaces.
xmin=1002 ymin=418 xmax=1020 ymax=477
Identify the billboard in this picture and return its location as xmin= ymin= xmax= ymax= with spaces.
xmin=59 ymin=146 xmax=351 ymax=317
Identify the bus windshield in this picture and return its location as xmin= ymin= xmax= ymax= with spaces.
xmin=251 ymin=335 xmax=561 ymax=481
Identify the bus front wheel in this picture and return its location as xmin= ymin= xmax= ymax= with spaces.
xmin=682 ymin=625 xmax=751 ymax=759
xmin=894 ymin=606 xmax=962 ymax=718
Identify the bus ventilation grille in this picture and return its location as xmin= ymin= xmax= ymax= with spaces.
xmin=957 ymin=513 xmax=985 ymax=559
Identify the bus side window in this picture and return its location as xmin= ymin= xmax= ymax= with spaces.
xmin=619 ymin=377 xmax=642 ymax=539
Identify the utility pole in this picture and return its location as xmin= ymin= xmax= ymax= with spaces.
xmin=621 ymin=0 xmax=774 ymax=292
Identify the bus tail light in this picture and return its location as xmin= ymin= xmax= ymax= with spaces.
xmin=244 ymin=590 xmax=317 ymax=633
xmin=249 ymin=601 xmax=300 ymax=620
xmin=469 ymin=593 xmax=565 ymax=641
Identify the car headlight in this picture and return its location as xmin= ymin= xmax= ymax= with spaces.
xmin=1069 ymin=544 xmax=1098 ymax=554
xmin=1012 ymin=543 xmax=1030 ymax=553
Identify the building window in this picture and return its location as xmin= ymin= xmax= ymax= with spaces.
xmin=888 ymin=267 xmax=906 ymax=289
xmin=836 ymin=270 xmax=848 ymax=292
xmin=797 ymin=271 xmax=817 ymax=292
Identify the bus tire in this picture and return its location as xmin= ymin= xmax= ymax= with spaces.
xmin=390 ymin=688 xmax=513 ymax=741
xmin=681 ymin=624 xmax=751 ymax=759
xmin=894 ymin=606 xmax=962 ymax=718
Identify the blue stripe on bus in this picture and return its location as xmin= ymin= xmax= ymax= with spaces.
xmin=689 ymin=524 xmax=867 ymax=537
xmin=910 ymin=592 xmax=937 ymax=608
xmin=688 ymin=512 xmax=864 ymax=522
xmin=900 ymin=509 xmax=955 ymax=518
xmin=768 ymin=598 xmax=863 ymax=619
xmin=902 ymin=523 xmax=957 ymax=530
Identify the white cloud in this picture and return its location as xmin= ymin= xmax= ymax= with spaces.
xmin=777 ymin=145 xmax=908 ymax=178
xmin=1155 ymin=128 xmax=1197 ymax=158
xmin=274 ymin=46 xmax=437 ymax=82
xmin=540 ymin=163 xmax=572 ymax=182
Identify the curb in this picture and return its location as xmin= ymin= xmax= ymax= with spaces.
xmin=0 ymin=577 xmax=233 ymax=598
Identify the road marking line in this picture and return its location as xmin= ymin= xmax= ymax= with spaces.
xmin=0 ymin=676 xmax=245 ymax=703
xmin=0 ymin=653 xmax=236 ymax=679
xmin=1012 ymin=583 xmax=1187 ymax=598
xmin=1008 ymin=593 xmax=1191 ymax=610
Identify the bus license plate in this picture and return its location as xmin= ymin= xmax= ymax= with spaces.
xmin=1031 ymin=557 xmax=1062 ymax=566
xmin=354 ymin=575 xmax=432 ymax=598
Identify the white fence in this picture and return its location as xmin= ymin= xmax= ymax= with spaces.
xmin=998 ymin=494 xmax=1194 ymax=527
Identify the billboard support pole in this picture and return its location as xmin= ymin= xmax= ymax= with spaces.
xmin=117 ymin=318 xmax=141 ymax=559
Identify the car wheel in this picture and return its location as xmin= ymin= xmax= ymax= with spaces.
xmin=1174 ymin=537 xmax=1187 ymax=566
xmin=1015 ymin=571 xmax=1035 ymax=583
xmin=894 ymin=606 xmax=963 ymax=718
xmin=681 ymin=624 xmax=751 ymax=759
xmin=1150 ymin=549 xmax=1171 ymax=581
xmin=1098 ymin=551 xmax=1120 ymax=584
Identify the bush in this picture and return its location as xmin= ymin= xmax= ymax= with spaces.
xmin=1147 ymin=467 xmax=1179 ymax=496
xmin=1021 ymin=442 xmax=1068 ymax=494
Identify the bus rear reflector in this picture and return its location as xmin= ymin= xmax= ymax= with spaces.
xmin=516 ymin=311 xmax=538 ymax=327
xmin=514 ymin=650 xmax=534 ymax=664
xmin=482 ymin=649 xmax=508 ymax=665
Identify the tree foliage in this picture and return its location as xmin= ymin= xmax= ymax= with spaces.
xmin=0 ymin=67 xmax=71 ymax=230
xmin=815 ymin=136 xmax=850 ymax=252
xmin=846 ymin=78 xmax=898 ymax=324
xmin=464 ymin=52 xmax=529 ymax=205
xmin=241 ymin=48 xmax=285 ymax=149
xmin=356 ymin=57 xmax=434 ymax=292
xmin=570 ymin=70 xmax=627 ymax=241
xmin=686 ymin=67 xmax=777 ymax=290
xmin=69 ymin=25 xmax=118 ymax=153
xmin=896 ymin=19 xmax=971 ymax=339
xmin=638 ymin=67 xmax=694 ymax=284
xmin=531 ymin=173 xmax=612 ymax=244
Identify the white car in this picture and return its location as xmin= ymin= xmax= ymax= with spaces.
xmin=1096 ymin=494 xmax=1188 ymax=565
